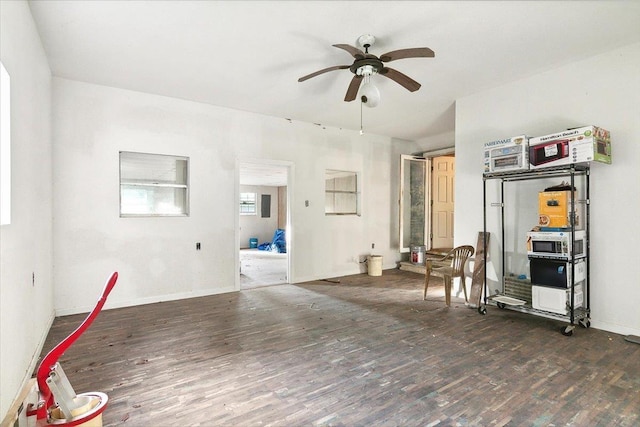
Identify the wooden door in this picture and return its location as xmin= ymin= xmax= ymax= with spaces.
xmin=277 ymin=186 xmax=287 ymax=229
xmin=431 ymin=156 xmax=455 ymax=249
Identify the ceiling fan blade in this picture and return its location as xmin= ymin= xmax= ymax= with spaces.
xmin=333 ymin=44 xmax=366 ymax=60
xmin=379 ymin=47 xmax=435 ymax=62
xmin=298 ymin=65 xmax=350 ymax=82
xmin=344 ymin=75 xmax=364 ymax=102
xmin=379 ymin=67 xmax=421 ymax=92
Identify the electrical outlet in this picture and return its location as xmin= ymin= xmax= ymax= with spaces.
xmin=371 ymin=243 xmax=375 ymax=249
xmin=32 ymin=272 xmax=35 ymax=287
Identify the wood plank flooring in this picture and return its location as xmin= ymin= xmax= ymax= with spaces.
xmin=37 ymin=270 xmax=640 ymax=426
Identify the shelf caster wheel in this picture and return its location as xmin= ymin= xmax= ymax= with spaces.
xmin=579 ymin=319 xmax=591 ymax=328
xmin=561 ymin=325 xmax=575 ymax=336
xmin=497 ymin=302 xmax=506 ymax=310
xmin=478 ymin=306 xmax=487 ymax=315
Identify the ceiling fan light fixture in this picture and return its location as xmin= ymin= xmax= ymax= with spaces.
xmin=360 ymin=82 xmax=380 ymax=108
xmin=357 ymin=34 xmax=376 ymax=50
xmin=356 ymin=64 xmax=377 ymax=77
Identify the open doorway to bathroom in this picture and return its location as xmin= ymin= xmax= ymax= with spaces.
xmin=238 ymin=161 xmax=290 ymax=289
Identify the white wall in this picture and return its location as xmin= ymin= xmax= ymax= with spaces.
xmin=52 ymin=77 xmax=406 ymax=315
xmin=415 ymin=130 xmax=456 ymax=153
xmin=455 ymin=43 xmax=640 ymax=336
xmin=239 ymin=185 xmax=279 ymax=248
xmin=0 ymin=0 xmax=53 ymax=418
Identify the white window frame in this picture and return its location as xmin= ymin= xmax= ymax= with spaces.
xmin=325 ymin=169 xmax=361 ymax=216
xmin=240 ymin=192 xmax=257 ymax=215
xmin=119 ymin=151 xmax=189 ymax=217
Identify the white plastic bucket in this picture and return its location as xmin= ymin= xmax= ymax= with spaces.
xmin=49 ymin=393 xmax=107 ymax=427
xmin=410 ymin=245 xmax=426 ymax=264
xmin=367 ymin=255 xmax=383 ymax=276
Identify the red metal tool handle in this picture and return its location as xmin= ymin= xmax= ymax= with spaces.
xmin=36 ymin=272 xmax=118 ymax=417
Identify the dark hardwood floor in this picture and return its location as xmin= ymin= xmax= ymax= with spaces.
xmin=37 ymin=269 xmax=639 ymax=426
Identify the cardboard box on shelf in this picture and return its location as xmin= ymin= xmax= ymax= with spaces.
xmin=529 ymin=126 xmax=611 ymax=169
xmin=483 ymin=135 xmax=529 ymax=173
xmin=532 ymin=283 xmax=583 ymax=315
xmin=530 ymin=258 xmax=586 ymax=289
xmin=538 ymin=190 xmax=583 ymax=229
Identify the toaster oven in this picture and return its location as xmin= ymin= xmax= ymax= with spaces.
xmin=488 ymin=145 xmax=527 ymax=172
xmin=484 ymin=135 xmax=529 ymax=173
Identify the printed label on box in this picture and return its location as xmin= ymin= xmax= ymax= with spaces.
xmin=529 ymin=126 xmax=611 ymax=169
xmin=484 ymin=135 xmax=529 ymax=173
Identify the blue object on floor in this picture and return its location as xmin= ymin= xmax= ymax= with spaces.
xmin=258 ymin=229 xmax=286 ymax=253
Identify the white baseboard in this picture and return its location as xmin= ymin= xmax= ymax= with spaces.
xmin=590 ymin=320 xmax=640 ymax=337
xmin=55 ymin=287 xmax=236 ymax=317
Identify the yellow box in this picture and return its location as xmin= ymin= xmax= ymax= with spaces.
xmin=538 ymin=191 xmax=582 ymax=228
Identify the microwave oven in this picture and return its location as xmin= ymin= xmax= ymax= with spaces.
xmin=529 ymin=139 xmax=569 ymax=166
xmin=529 ymin=257 xmax=586 ymax=289
xmin=526 ymin=230 xmax=586 ymax=259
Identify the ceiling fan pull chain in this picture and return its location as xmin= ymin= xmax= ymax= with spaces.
xmin=360 ymin=98 xmax=364 ymax=135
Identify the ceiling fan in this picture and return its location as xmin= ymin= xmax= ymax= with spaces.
xmin=298 ymin=34 xmax=435 ymax=104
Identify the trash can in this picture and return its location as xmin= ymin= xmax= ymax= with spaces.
xmin=410 ymin=245 xmax=426 ymax=265
xmin=249 ymin=238 xmax=258 ymax=248
xmin=367 ymin=255 xmax=383 ymax=276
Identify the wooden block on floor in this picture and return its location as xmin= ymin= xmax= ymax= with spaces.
xmin=1 ymin=378 xmax=38 ymax=427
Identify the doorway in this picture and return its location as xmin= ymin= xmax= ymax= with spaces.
xmin=399 ymin=149 xmax=455 ymax=254
xmin=238 ymin=161 xmax=291 ymax=289
xmin=429 ymin=154 xmax=455 ymax=252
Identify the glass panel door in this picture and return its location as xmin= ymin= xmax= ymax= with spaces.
xmin=399 ymin=155 xmax=428 ymax=253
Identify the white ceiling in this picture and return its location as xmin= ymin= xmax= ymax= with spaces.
xmin=26 ymin=1 xmax=640 ymax=184
xmin=239 ymin=162 xmax=288 ymax=187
